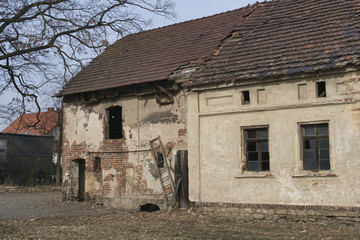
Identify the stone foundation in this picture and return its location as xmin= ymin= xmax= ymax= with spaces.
xmin=197 ymin=202 xmax=360 ymax=223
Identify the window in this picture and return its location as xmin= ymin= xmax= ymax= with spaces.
xmin=301 ymin=123 xmax=330 ymax=171
xmin=244 ymin=128 xmax=269 ymax=171
xmin=242 ymin=91 xmax=250 ymax=104
xmin=316 ymin=81 xmax=326 ymax=97
xmin=156 ymin=152 xmax=164 ymax=168
xmin=0 ymin=139 xmax=6 ymax=163
xmin=107 ymin=106 xmax=123 ymax=139
xmin=94 ymin=157 xmax=101 ymax=171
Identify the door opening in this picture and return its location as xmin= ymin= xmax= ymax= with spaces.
xmin=72 ymin=159 xmax=85 ymax=201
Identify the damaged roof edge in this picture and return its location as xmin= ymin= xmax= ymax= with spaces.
xmin=57 ymin=4 xmax=258 ymax=96
xmin=184 ymin=66 xmax=360 ymax=92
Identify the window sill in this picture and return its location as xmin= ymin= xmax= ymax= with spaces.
xmin=235 ymin=171 xmax=274 ymax=178
xmin=292 ymin=171 xmax=337 ymax=178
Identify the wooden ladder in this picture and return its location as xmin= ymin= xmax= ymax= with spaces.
xmin=149 ymin=136 xmax=180 ymax=211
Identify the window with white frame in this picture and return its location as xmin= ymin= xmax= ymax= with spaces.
xmin=301 ymin=123 xmax=330 ymax=171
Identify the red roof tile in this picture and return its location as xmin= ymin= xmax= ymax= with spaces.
xmin=188 ymin=0 xmax=360 ymax=87
xmin=59 ymin=0 xmax=360 ymax=93
xmin=2 ymin=108 xmax=59 ymax=136
xmin=58 ymin=6 xmax=254 ymax=96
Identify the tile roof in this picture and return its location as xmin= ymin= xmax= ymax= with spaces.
xmin=2 ymin=108 xmax=59 ymax=136
xmin=188 ymin=0 xmax=360 ymax=87
xmin=58 ymin=6 xmax=253 ymax=96
xmin=59 ymin=0 xmax=360 ymax=94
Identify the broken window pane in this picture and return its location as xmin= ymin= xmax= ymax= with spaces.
xmin=242 ymin=91 xmax=250 ymax=104
xmin=316 ymin=81 xmax=326 ymax=97
xmin=304 ymin=139 xmax=316 ymax=149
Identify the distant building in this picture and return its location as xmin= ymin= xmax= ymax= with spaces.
xmin=3 ymin=108 xmax=61 ymax=165
xmin=0 ymin=133 xmax=54 ymax=183
xmin=3 ymin=107 xmax=60 ymax=138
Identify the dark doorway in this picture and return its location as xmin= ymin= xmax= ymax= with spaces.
xmin=72 ymin=159 xmax=85 ymax=201
xmin=175 ymin=150 xmax=190 ymax=209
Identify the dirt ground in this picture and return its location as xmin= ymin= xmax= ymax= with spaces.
xmin=1 ymin=186 xmax=360 ymax=240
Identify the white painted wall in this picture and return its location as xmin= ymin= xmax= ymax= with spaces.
xmin=188 ymin=69 xmax=360 ymax=206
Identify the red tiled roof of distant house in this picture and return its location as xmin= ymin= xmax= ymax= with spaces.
xmin=2 ymin=108 xmax=59 ymax=136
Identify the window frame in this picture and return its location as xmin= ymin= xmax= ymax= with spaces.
xmin=300 ymin=122 xmax=330 ymax=171
xmin=243 ymin=126 xmax=270 ymax=172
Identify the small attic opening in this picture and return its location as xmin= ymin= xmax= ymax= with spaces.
xmin=107 ymin=106 xmax=123 ymax=139
xmin=242 ymin=91 xmax=250 ymax=104
xmin=316 ymin=81 xmax=326 ymax=98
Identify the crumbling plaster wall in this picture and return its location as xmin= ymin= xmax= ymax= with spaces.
xmin=62 ymin=91 xmax=187 ymax=208
xmin=188 ymin=69 xmax=360 ymax=207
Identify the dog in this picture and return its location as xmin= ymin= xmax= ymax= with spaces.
xmin=139 ymin=203 xmax=160 ymax=212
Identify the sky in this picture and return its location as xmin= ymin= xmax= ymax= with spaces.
xmin=0 ymin=0 xmax=259 ymax=131
xmin=154 ymin=0 xmax=259 ymax=28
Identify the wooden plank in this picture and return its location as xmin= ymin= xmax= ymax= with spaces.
xmin=167 ymin=178 xmax=182 ymax=213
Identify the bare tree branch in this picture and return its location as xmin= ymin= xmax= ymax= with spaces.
xmin=0 ymin=0 xmax=175 ymax=128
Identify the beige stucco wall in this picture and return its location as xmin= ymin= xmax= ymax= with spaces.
xmin=62 ymin=90 xmax=187 ymax=208
xmin=188 ymin=69 xmax=360 ymax=207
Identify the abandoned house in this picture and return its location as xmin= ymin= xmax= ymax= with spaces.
xmin=58 ymin=0 xmax=360 ymax=212
xmin=3 ymin=107 xmax=61 ymax=165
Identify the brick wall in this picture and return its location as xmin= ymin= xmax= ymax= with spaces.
xmin=61 ymin=92 xmax=188 ymax=209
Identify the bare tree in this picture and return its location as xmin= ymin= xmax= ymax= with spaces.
xmin=0 ymin=0 xmax=175 ymax=125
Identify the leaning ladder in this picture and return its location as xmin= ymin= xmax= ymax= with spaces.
xmin=149 ymin=136 xmax=176 ymax=208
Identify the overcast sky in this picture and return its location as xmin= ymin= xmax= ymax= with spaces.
xmin=0 ymin=0 xmax=260 ymax=131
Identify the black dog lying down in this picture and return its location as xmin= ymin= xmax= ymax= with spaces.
xmin=139 ymin=203 xmax=160 ymax=212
